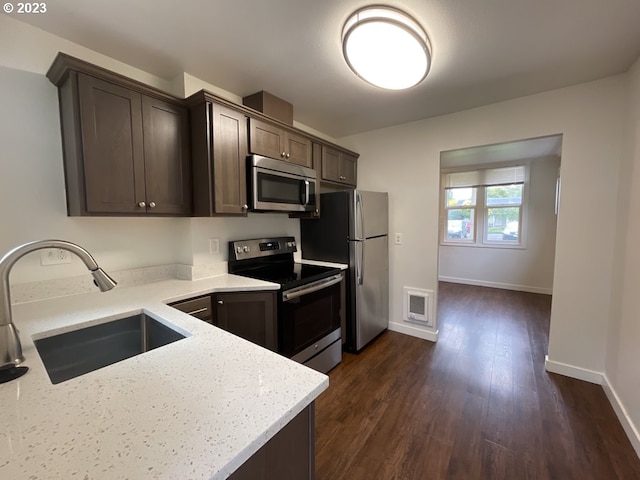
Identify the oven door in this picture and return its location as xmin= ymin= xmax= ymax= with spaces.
xmin=279 ymin=274 xmax=342 ymax=358
xmin=249 ymin=157 xmax=317 ymax=213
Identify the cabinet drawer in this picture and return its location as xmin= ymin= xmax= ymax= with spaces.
xmin=170 ymin=295 xmax=213 ymax=323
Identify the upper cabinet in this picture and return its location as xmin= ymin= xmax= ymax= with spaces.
xmin=47 ymin=53 xmax=360 ymax=218
xmin=189 ymin=93 xmax=249 ymax=216
xmin=47 ymin=54 xmax=191 ymax=216
xmin=248 ymin=118 xmax=312 ymax=168
xmin=318 ymin=144 xmax=358 ymax=188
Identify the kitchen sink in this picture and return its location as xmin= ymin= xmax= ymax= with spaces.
xmin=34 ymin=313 xmax=186 ymax=384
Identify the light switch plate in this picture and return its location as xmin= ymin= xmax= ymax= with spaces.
xmin=209 ymin=238 xmax=220 ymax=254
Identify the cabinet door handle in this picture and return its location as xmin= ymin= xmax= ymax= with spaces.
xmin=285 ymin=153 xmax=291 ymax=159
xmin=137 ymin=201 xmax=146 ymax=208
xmin=281 ymin=152 xmax=287 ymax=158
xmin=148 ymin=201 xmax=156 ymax=208
xmin=218 ymin=300 xmax=224 ymax=305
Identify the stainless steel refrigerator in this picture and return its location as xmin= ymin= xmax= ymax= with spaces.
xmin=300 ymin=190 xmax=389 ymax=352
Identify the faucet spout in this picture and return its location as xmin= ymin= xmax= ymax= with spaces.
xmin=0 ymin=240 xmax=116 ymax=371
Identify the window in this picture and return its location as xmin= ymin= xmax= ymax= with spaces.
xmin=441 ymin=165 xmax=528 ymax=247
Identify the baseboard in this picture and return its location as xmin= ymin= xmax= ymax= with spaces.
xmin=602 ymin=375 xmax=640 ymax=459
xmin=438 ymin=276 xmax=552 ymax=295
xmin=544 ymin=355 xmax=603 ymax=384
xmin=388 ymin=321 xmax=438 ymax=342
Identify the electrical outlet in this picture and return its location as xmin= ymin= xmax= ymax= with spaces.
xmin=40 ymin=248 xmax=72 ymax=266
xmin=209 ymin=238 xmax=220 ymax=254
xmin=394 ymin=233 xmax=403 ymax=245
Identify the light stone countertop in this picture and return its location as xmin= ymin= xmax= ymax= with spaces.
xmin=0 ymin=274 xmax=329 ymax=479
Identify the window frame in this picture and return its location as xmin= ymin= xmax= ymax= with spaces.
xmin=440 ymin=162 xmax=530 ymax=249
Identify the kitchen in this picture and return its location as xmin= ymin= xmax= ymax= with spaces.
xmin=2 ymin=1 xmax=640 ymax=478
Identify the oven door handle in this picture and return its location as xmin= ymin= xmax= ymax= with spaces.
xmin=282 ymin=274 xmax=343 ymax=302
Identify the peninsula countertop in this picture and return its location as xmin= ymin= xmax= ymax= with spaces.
xmin=0 ymin=273 xmax=329 ymax=479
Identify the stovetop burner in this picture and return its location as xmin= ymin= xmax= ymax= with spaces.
xmin=235 ymin=262 xmax=340 ymax=290
xmin=228 ymin=236 xmax=341 ymax=290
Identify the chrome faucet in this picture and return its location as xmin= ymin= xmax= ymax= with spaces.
xmin=0 ymin=240 xmax=117 ymax=371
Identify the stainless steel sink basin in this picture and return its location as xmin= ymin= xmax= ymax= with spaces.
xmin=34 ymin=313 xmax=186 ymax=384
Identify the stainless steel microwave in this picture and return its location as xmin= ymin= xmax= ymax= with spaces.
xmin=248 ymin=155 xmax=318 ymax=213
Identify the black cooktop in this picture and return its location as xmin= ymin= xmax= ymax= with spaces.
xmin=234 ymin=262 xmax=341 ymax=290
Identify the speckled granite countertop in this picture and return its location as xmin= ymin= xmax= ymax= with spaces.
xmin=0 ymin=274 xmax=329 ymax=479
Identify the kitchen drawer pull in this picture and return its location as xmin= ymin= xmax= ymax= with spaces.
xmin=218 ymin=300 xmax=224 ymax=305
xmin=187 ymin=307 xmax=209 ymax=316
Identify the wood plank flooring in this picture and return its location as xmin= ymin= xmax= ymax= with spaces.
xmin=315 ymin=282 xmax=640 ymax=479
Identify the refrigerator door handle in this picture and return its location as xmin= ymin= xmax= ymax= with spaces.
xmin=355 ymin=239 xmax=365 ymax=285
xmin=359 ymin=240 xmax=365 ymax=285
xmin=356 ymin=191 xmax=365 ymax=240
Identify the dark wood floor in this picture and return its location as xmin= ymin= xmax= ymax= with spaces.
xmin=315 ymin=282 xmax=640 ymax=480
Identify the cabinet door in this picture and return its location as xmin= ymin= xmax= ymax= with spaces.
xmin=213 ymin=291 xmax=277 ymax=351
xmin=320 ymin=145 xmax=357 ymax=187
xmin=212 ymin=103 xmax=248 ymax=215
xmin=338 ymin=152 xmax=357 ymax=186
xmin=229 ymin=404 xmax=314 ymax=480
xmin=285 ymin=132 xmax=312 ymax=168
xmin=78 ymin=73 xmax=145 ymax=214
xmin=320 ymin=145 xmax=340 ymax=183
xmin=248 ymin=118 xmax=285 ymax=160
xmin=141 ymin=96 xmax=192 ymax=215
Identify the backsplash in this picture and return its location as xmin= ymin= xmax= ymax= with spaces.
xmin=11 ymin=264 xmax=186 ymax=304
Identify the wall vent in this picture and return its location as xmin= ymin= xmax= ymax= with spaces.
xmin=403 ymin=287 xmax=434 ymax=327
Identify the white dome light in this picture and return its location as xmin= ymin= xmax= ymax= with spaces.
xmin=342 ymin=6 xmax=431 ymax=90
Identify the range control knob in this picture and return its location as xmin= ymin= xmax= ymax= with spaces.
xmin=287 ymin=241 xmax=296 ymax=248
xmin=235 ymin=246 xmax=243 ymax=254
xmin=243 ymin=246 xmax=250 ymax=253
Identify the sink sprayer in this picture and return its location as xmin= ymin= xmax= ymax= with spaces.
xmin=0 ymin=240 xmax=117 ymax=382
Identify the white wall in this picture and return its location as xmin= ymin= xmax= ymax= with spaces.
xmin=438 ymin=155 xmax=560 ymax=294
xmin=606 ymin=56 xmax=640 ymax=454
xmin=342 ymin=75 xmax=626 ymax=375
xmin=0 ymin=15 xmax=300 ymax=284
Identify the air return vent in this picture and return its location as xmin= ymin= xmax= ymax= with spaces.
xmin=403 ymin=287 xmax=433 ymax=327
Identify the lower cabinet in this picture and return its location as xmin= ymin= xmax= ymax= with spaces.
xmin=170 ymin=290 xmax=277 ymax=351
xmin=229 ymin=403 xmax=315 ymax=480
xmin=212 ymin=291 xmax=277 ymax=351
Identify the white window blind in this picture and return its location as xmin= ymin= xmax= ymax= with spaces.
xmin=443 ymin=165 xmax=526 ymax=188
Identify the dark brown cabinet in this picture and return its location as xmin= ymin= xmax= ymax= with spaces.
xmin=249 ymin=118 xmax=312 ymax=168
xmin=190 ymin=95 xmax=249 ymax=216
xmin=212 ymin=291 xmax=278 ymax=351
xmin=229 ymin=404 xmax=315 ymax=480
xmin=319 ymin=145 xmax=358 ymax=187
xmin=47 ymin=54 xmax=191 ymax=216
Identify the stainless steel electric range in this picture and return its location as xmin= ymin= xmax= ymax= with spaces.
xmin=228 ymin=236 xmax=343 ymax=373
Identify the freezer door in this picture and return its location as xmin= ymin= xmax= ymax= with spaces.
xmin=353 ymin=235 xmax=389 ymax=350
xmin=353 ymin=191 xmax=389 ymax=240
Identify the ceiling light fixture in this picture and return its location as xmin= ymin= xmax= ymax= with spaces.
xmin=342 ymin=5 xmax=431 ymax=90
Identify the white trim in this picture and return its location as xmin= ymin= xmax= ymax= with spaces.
xmin=544 ymin=355 xmax=602 ymax=384
xmin=602 ymin=375 xmax=640 ymax=459
xmin=388 ymin=321 xmax=438 ymax=342
xmin=544 ymin=357 xmax=640 ymax=459
xmin=438 ymin=276 xmax=553 ymax=295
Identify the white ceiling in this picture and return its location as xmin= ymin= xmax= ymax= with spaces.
xmin=441 ymin=135 xmax=563 ymax=168
xmin=14 ymin=0 xmax=640 ymax=138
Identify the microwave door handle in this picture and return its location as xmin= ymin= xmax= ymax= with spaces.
xmin=300 ymin=179 xmax=310 ymax=206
